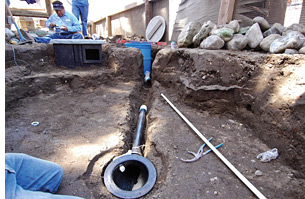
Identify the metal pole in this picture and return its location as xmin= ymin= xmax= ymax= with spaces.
xmin=161 ymin=93 xmax=267 ymax=199
xmin=131 ymin=105 xmax=147 ymax=155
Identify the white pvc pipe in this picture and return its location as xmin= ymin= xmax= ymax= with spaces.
xmin=161 ymin=93 xmax=267 ymax=199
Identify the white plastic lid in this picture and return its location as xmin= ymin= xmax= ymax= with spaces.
xmin=146 ymin=16 xmax=166 ymax=42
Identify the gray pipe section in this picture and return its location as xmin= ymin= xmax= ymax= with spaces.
xmin=131 ymin=105 xmax=147 ymax=155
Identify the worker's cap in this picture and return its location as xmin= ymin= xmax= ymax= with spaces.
xmin=52 ymin=1 xmax=63 ymax=10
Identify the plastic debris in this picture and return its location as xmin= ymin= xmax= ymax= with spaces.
xmin=31 ymin=121 xmax=40 ymax=126
xmin=119 ymin=164 xmax=125 ymax=172
xmin=171 ymin=41 xmax=178 ymax=49
xmin=256 ymin=148 xmax=278 ymax=162
xmin=10 ymin=38 xmax=19 ymax=44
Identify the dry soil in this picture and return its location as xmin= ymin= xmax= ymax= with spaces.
xmin=5 ymin=43 xmax=305 ymax=199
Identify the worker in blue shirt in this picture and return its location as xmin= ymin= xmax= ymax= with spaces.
xmin=5 ymin=153 xmax=84 ymax=199
xmin=34 ymin=1 xmax=83 ymax=43
xmin=72 ymin=0 xmax=89 ymax=37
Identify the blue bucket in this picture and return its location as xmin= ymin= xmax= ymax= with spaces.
xmin=125 ymin=43 xmax=151 ymax=75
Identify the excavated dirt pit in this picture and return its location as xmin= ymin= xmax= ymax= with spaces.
xmin=5 ymin=43 xmax=305 ymax=199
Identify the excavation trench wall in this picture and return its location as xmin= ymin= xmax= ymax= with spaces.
xmin=152 ymin=48 xmax=305 ymax=174
xmin=5 ymin=43 xmax=305 ymax=199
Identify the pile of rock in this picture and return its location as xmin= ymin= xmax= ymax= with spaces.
xmin=177 ymin=16 xmax=305 ymax=54
xmin=5 ymin=28 xmax=52 ymax=44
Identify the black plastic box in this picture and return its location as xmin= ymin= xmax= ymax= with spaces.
xmin=52 ymin=39 xmax=104 ymax=69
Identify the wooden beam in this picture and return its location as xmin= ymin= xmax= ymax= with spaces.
xmin=92 ymin=22 xmax=96 ymax=34
xmin=93 ymin=17 xmax=106 ymax=25
xmin=45 ymin=0 xmax=53 ymax=17
xmin=218 ymin=0 xmax=236 ymax=25
xmin=92 ymin=1 xmax=146 ymax=36
xmin=145 ymin=0 xmax=153 ymax=28
xmin=93 ymin=2 xmax=144 ymax=24
xmin=11 ymin=8 xmax=49 ymax=18
xmin=106 ymin=16 xmax=112 ymax=37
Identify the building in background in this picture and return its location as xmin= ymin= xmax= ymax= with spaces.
xmin=285 ymin=0 xmax=304 ymax=26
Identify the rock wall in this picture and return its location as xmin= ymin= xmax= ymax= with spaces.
xmin=177 ymin=18 xmax=305 ymax=54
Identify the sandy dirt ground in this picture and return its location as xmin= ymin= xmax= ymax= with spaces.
xmin=5 ymin=43 xmax=305 ymax=199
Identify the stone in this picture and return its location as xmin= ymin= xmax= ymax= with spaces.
xmin=255 ymin=170 xmax=263 ymax=176
xmin=193 ymin=21 xmax=216 ymax=47
xmin=200 ymin=35 xmax=225 ymax=50
xmin=282 ymin=30 xmax=292 ymax=37
xmin=271 ymin=23 xmax=284 ymax=34
xmin=212 ymin=27 xmax=234 ymax=42
xmin=5 ymin=28 xmax=15 ymax=38
xmin=178 ymin=21 xmax=201 ymax=47
xmin=224 ymin=20 xmax=240 ymax=33
xmin=270 ymin=31 xmax=305 ymax=53
xmin=283 ymin=23 xmax=305 ymax=35
xmin=253 ymin=16 xmax=270 ymax=31
xmin=263 ymin=26 xmax=281 ymax=38
xmin=246 ymin=23 xmax=264 ymax=49
xmin=284 ymin=31 xmax=304 ymax=45
xmin=284 ymin=49 xmax=299 ymax=54
xmin=29 ymin=29 xmax=49 ymax=37
xmin=238 ymin=26 xmax=251 ymax=35
xmin=5 ymin=33 xmax=11 ymax=42
xmin=260 ymin=34 xmax=282 ymax=52
xmin=226 ymin=34 xmax=248 ymax=51
xmin=299 ymin=46 xmax=305 ymax=54
xmin=209 ymin=26 xmax=217 ymax=35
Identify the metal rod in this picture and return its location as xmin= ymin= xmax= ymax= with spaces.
xmin=131 ymin=105 xmax=147 ymax=155
xmin=161 ymin=93 xmax=267 ymax=199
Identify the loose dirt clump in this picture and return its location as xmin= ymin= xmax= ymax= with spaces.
xmin=5 ymin=43 xmax=305 ymax=199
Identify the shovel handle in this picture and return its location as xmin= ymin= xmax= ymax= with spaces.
xmin=5 ymin=2 xmax=15 ymax=23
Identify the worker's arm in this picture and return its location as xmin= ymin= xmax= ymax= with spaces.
xmin=45 ymin=14 xmax=60 ymax=29
xmin=45 ymin=15 xmax=54 ymax=28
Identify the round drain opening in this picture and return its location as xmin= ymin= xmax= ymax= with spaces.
xmin=104 ymin=154 xmax=157 ymax=199
xmin=113 ymin=160 xmax=149 ymax=191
